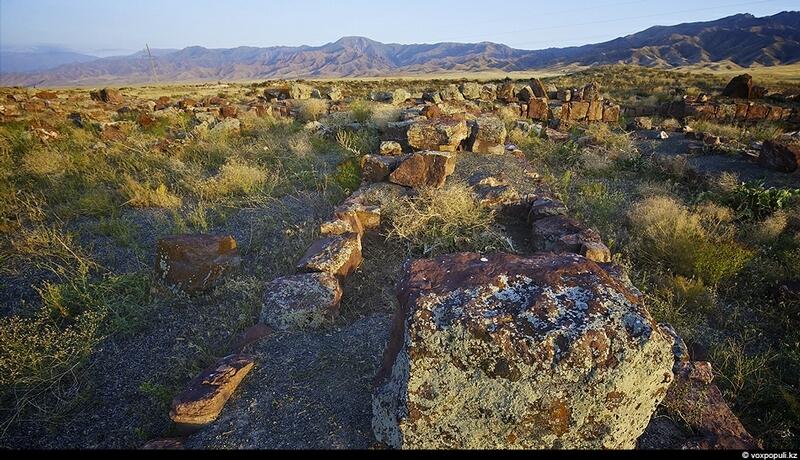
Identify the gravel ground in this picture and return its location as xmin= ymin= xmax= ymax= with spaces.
xmin=185 ymin=313 xmax=392 ymax=449
xmin=635 ymin=131 xmax=799 ymax=188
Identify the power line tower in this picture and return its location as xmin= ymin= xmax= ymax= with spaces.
xmin=146 ymin=44 xmax=159 ymax=84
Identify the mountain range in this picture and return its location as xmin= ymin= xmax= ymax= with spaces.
xmin=1 ymin=11 xmax=798 ymax=87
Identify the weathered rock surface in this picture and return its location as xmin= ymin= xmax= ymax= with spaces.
xmin=721 ymin=74 xmax=753 ymax=99
xmin=527 ymin=97 xmax=550 ymax=121
xmin=661 ymin=361 xmax=761 ymax=449
xmin=468 ymin=116 xmax=507 ymax=154
xmin=466 ymin=173 xmax=520 ymax=208
xmin=372 ymin=252 xmax=675 ymax=449
xmin=531 ymin=215 xmax=604 ymax=254
xmin=170 ymin=354 xmax=255 ymax=426
xmin=361 ymin=154 xmax=403 ymax=182
xmin=289 ymin=83 xmax=314 ymax=100
xmin=380 ymin=140 xmax=403 ymax=155
xmin=407 ymin=118 xmax=469 ymax=152
xmin=260 ymin=272 xmax=343 ymax=329
xmin=459 ymin=82 xmax=481 ymax=100
xmin=759 ymin=139 xmax=800 ymax=172
xmin=155 ymin=235 xmax=241 ymax=295
xmin=530 ymin=78 xmax=549 ymax=99
xmin=90 ymin=88 xmax=124 ymax=104
xmin=297 ymin=232 xmax=363 ymax=278
xmin=388 ymin=151 xmax=455 ymax=188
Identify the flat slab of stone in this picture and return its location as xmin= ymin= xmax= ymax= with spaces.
xmin=389 ymin=151 xmax=455 ymax=189
xmin=373 ymin=252 xmax=674 ymax=449
xmin=260 ymin=272 xmax=343 ymax=330
xmin=297 ymin=232 xmax=363 ymax=278
xmin=155 ymin=234 xmax=241 ymax=295
xmin=170 ymin=354 xmax=255 ymax=427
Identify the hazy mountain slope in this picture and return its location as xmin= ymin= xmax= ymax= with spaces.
xmin=0 ymin=49 xmax=99 ymax=74
xmin=2 ymin=11 xmax=797 ymax=86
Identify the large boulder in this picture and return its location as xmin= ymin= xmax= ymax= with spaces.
xmin=155 ymin=235 xmax=241 ymax=295
xmin=758 ymin=139 xmax=800 ymax=173
xmin=721 ymin=74 xmax=753 ymax=99
xmin=170 ymin=354 xmax=254 ymax=427
xmin=260 ymin=272 xmax=343 ymax=329
xmin=296 ymin=232 xmax=363 ymax=278
xmin=388 ymin=151 xmax=455 ymax=188
xmin=468 ymin=116 xmax=507 ymax=154
xmin=406 ymin=118 xmax=469 ymax=152
xmin=373 ymin=252 xmax=675 ymax=449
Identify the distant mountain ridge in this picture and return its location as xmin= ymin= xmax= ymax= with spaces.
xmin=1 ymin=11 xmax=798 ymax=86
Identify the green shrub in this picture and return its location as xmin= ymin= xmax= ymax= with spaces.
xmin=628 ymin=196 xmax=753 ymax=285
xmin=704 ymin=182 xmax=800 ymax=220
xmin=349 ymin=100 xmax=374 ymax=123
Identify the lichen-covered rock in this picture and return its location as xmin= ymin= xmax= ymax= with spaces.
xmin=459 ymin=82 xmax=481 ymax=100
xmin=440 ymin=84 xmax=465 ymax=102
xmin=155 ymin=235 xmax=241 ymax=295
xmin=497 ymin=81 xmax=516 ymax=102
xmin=468 ymin=116 xmax=507 ymax=154
xmin=466 ymin=173 xmax=520 ymax=208
xmin=602 ymin=104 xmax=621 ymax=123
xmin=373 ymin=252 xmax=675 ymax=449
xmin=289 ymin=83 xmax=314 ymax=100
xmin=320 ymin=213 xmax=364 ymax=237
xmin=389 ymin=151 xmax=456 ymax=189
xmin=583 ymin=81 xmax=601 ymax=102
xmin=406 ymin=118 xmax=469 ymax=152
xmin=380 ymin=140 xmax=403 ymax=155
xmin=527 ymin=97 xmax=549 ymax=121
xmin=170 ymin=354 xmax=254 ymax=426
xmin=260 ymin=272 xmax=343 ymax=329
xmin=297 ymin=232 xmax=362 ymax=278
xmin=334 ymin=186 xmax=386 ymax=230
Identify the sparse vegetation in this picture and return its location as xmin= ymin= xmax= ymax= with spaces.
xmin=383 ymin=181 xmax=510 ymax=256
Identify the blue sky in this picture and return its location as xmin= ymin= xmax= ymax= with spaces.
xmin=0 ymin=0 xmax=797 ymax=56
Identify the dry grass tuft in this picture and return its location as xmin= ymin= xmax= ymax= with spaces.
xmin=383 ymin=181 xmax=511 ymax=256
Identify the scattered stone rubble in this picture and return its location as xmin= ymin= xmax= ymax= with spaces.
xmin=20 ymin=79 xmax=765 ymax=449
